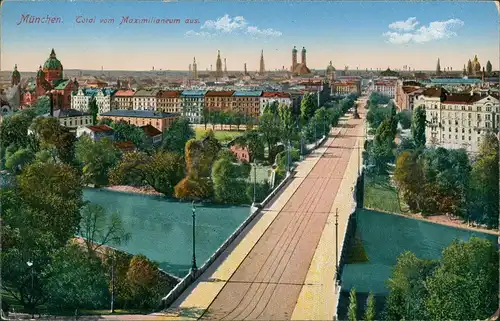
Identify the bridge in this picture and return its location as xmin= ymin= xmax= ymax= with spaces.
xmin=100 ymin=102 xmax=366 ymax=321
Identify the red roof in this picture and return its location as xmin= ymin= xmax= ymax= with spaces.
xmin=87 ymin=125 xmax=114 ymax=132
xmin=160 ymin=90 xmax=182 ymax=98
xmin=335 ymin=82 xmax=357 ymax=86
xmin=261 ymin=92 xmax=290 ymax=98
xmin=205 ymin=91 xmax=234 ymax=97
xmin=115 ymin=90 xmax=136 ymax=97
xmin=140 ymin=124 xmax=162 ymax=137
xmin=115 ymin=141 xmax=136 ymax=150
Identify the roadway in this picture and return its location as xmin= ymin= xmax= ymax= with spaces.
xmin=155 ymin=105 xmax=365 ymax=321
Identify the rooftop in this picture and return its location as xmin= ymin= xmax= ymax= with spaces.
xmin=180 ymin=90 xmax=208 ymax=97
xmin=100 ymin=109 xmax=180 ymax=119
xmin=115 ymin=90 xmax=136 ymax=97
xmin=141 ymin=124 xmax=162 ymax=137
xmin=233 ymin=91 xmax=263 ymax=97
xmin=134 ymin=89 xmax=161 ymax=97
xmin=47 ymin=109 xmax=90 ymax=118
xmin=262 ymin=92 xmax=290 ymax=98
xmin=205 ymin=91 xmax=235 ymax=97
xmin=160 ymin=90 xmax=182 ymax=98
xmin=86 ymin=125 xmax=114 ymax=132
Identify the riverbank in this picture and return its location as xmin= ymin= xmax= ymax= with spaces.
xmin=103 ymin=185 xmax=164 ymax=196
xmin=366 ymin=207 xmax=499 ymax=236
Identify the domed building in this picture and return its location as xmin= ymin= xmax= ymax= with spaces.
xmin=20 ymin=49 xmax=77 ymax=110
xmin=43 ymin=48 xmax=63 ymax=84
xmin=325 ymin=61 xmax=336 ymax=80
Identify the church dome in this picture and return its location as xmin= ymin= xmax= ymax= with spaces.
xmin=292 ymin=46 xmax=297 ymax=53
xmin=43 ymin=49 xmax=63 ymax=70
xmin=326 ymin=61 xmax=335 ymax=72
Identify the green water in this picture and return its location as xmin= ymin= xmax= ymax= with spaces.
xmin=83 ymin=188 xmax=251 ymax=278
xmin=341 ymin=209 xmax=497 ymax=294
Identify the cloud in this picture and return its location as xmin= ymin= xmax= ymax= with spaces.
xmin=388 ymin=17 xmax=419 ymax=31
xmin=383 ymin=18 xmax=464 ymax=44
xmin=185 ymin=14 xmax=281 ymax=38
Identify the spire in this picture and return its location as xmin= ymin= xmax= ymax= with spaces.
xmin=193 ymin=57 xmax=196 ymax=63
xmin=50 ymin=48 xmax=56 ymax=58
xmin=217 ymin=50 xmax=220 ymax=57
xmin=259 ymin=49 xmax=265 ymax=74
xmin=14 ymin=64 xmax=18 ymax=70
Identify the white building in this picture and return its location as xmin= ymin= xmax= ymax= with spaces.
xmin=414 ymin=88 xmax=500 ymax=154
xmin=180 ymin=90 xmax=207 ymax=124
xmin=76 ymin=125 xmax=115 ymax=141
xmin=132 ymin=89 xmax=161 ymax=111
xmin=259 ymin=92 xmax=292 ymax=115
xmin=71 ymin=88 xmax=92 ymax=112
xmin=95 ymin=89 xmax=116 ymax=114
xmin=372 ymin=80 xmax=397 ymax=98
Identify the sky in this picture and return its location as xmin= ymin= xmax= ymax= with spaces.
xmin=1 ymin=1 xmax=499 ymax=72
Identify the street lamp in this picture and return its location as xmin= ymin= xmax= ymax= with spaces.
xmin=334 ymin=209 xmax=340 ymax=285
xmin=252 ymin=160 xmax=257 ymax=205
xmin=110 ymin=254 xmax=115 ymax=313
xmin=191 ymin=201 xmax=197 ymax=272
xmin=287 ymin=140 xmax=292 ymax=173
xmin=314 ymin=118 xmax=317 ymax=147
xmin=26 ymin=261 xmax=34 ymax=319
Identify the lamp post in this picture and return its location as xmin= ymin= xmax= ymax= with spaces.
xmin=191 ymin=201 xmax=197 ymax=272
xmin=26 ymin=261 xmax=34 ymax=319
xmin=287 ymin=140 xmax=291 ymax=173
xmin=110 ymin=254 xmax=115 ymax=313
xmin=335 ymin=209 xmax=340 ymax=284
xmin=314 ymin=117 xmax=317 ymax=147
xmin=253 ymin=160 xmax=257 ymax=205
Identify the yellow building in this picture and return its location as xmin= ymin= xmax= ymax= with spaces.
xmin=99 ymin=109 xmax=179 ymax=132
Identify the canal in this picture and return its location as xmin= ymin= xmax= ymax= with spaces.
xmin=83 ymin=188 xmax=251 ymax=278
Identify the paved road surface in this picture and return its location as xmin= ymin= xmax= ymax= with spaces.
xmin=197 ymin=117 xmax=360 ymax=320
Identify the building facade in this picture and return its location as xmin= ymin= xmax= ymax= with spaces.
xmin=414 ymin=88 xmax=500 ymax=154
xmin=181 ymin=90 xmax=207 ymax=124
xmin=76 ymin=125 xmax=115 ymax=141
xmin=158 ymin=90 xmax=182 ymax=113
xmin=114 ymin=90 xmax=135 ymax=110
xmin=372 ymin=80 xmax=397 ymax=98
xmin=331 ymin=81 xmax=360 ymax=96
xmin=395 ymin=80 xmax=423 ymax=111
xmin=99 ymin=110 xmax=180 ymax=132
xmin=260 ymin=92 xmax=292 ymax=114
xmin=71 ymin=88 xmax=92 ymax=112
xmin=132 ymin=89 xmax=162 ymax=110
xmin=95 ymin=89 xmax=116 ymax=114
xmin=205 ymin=91 xmax=234 ymax=113
xmin=52 ymin=109 xmax=93 ymax=130
xmin=232 ymin=91 xmax=262 ymax=119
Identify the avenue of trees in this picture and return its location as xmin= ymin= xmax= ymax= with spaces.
xmin=345 ymin=237 xmax=498 ymax=321
xmin=364 ymin=92 xmax=499 ymax=228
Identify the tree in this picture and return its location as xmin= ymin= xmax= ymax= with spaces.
xmin=89 ymin=95 xmax=98 ymax=125
xmin=5 ymin=148 xmax=35 ymax=174
xmin=425 ymin=238 xmax=498 ymax=321
xmin=31 ymin=117 xmax=76 ymax=164
xmin=258 ymin=112 xmax=282 ymax=162
xmin=411 ymin=106 xmax=426 ymax=148
xmin=44 ymin=244 xmax=108 ymax=311
xmin=75 ymin=136 xmax=121 ymax=186
xmin=278 ymin=104 xmax=294 ymax=141
xmin=111 ymin=120 xmax=148 ymax=150
xmin=125 ymin=255 xmax=168 ymax=310
xmin=235 ymin=130 xmax=265 ymax=162
xmin=364 ymin=292 xmax=376 ymax=321
xmin=383 ymin=252 xmax=437 ymax=321
xmin=486 ymin=60 xmax=492 ymax=75
xmin=202 ymin=106 xmax=210 ymax=130
xmin=144 ymin=151 xmax=185 ymax=196
xmin=109 ymin=151 xmax=151 ymax=187
xmin=32 ymin=96 xmax=51 ymax=116
xmin=300 ymin=93 xmax=317 ymax=121
xmin=0 ymin=108 xmax=36 ymax=152
xmin=212 ymin=154 xmax=250 ymax=204
xmin=161 ymin=117 xmax=195 ymax=155
xmin=468 ymin=132 xmax=499 ymax=227
xmin=18 ymin=161 xmax=83 ymax=246
xmin=397 ymin=110 xmax=412 ymax=130
xmin=79 ymin=203 xmax=130 ymax=256
xmin=347 ymin=287 xmax=357 ymax=321
xmin=393 ymin=151 xmax=423 ymax=211
xmin=263 ymin=101 xmax=279 ymax=115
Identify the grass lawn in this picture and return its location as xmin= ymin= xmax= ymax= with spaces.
xmin=363 ymin=174 xmax=402 ymax=214
xmin=195 ymin=128 xmax=243 ymax=142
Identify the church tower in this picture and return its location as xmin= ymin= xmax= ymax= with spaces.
xmin=301 ymin=47 xmax=307 ymax=66
xmin=193 ymin=57 xmax=198 ymax=79
xmin=436 ymin=58 xmax=441 ymax=76
xmin=244 ymin=63 xmax=248 ymax=75
xmin=259 ymin=50 xmax=265 ymax=75
xmin=292 ymin=46 xmax=298 ymax=72
xmin=215 ymin=50 xmax=223 ymax=78
xmin=11 ymin=64 xmax=21 ymax=86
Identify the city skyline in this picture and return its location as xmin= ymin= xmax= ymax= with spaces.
xmin=1 ymin=1 xmax=498 ymax=72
